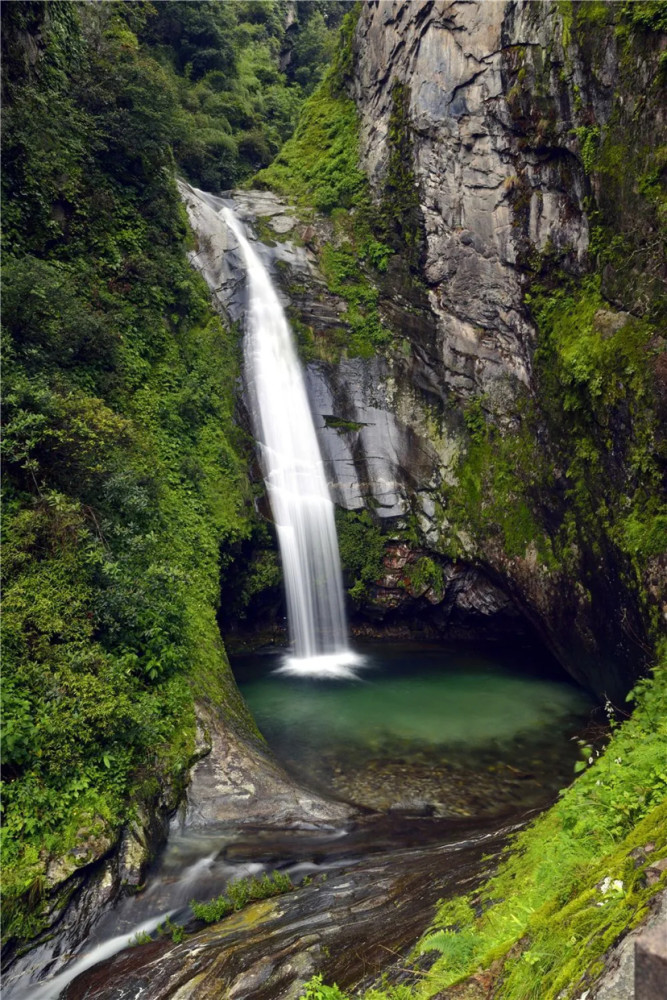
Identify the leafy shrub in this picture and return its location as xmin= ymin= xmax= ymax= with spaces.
xmin=300 ymin=975 xmax=349 ymax=1000
xmin=335 ymin=509 xmax=386 ymax=602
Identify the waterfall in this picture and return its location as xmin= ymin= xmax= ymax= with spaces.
xmin=219 ymin=207 xmax=360 ymax=678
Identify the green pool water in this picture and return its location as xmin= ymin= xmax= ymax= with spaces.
xmin=233 ymin=643 xmax=596 ymax=817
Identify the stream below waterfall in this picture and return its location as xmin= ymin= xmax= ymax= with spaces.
xmin=5 ymin=643 xmax=596 ymax=1000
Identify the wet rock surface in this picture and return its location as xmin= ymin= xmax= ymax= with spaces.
xmin=179 ymin=181 xmax=449 ymax=527
xmin=2 ymin=699 xmax=352 ymax=997
xmin=180 ymin=182 xmax=528 ymax=648
xmin=184 ymin=703 xmax=354 ymax=830
xmin=366 ymin=543 xmax=529 ymax=640
xmin=62 ymin=818 xmax=517 ymax=1000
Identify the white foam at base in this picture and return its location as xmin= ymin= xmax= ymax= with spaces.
xmin=275 ymin=652 xmax=365 ymax=680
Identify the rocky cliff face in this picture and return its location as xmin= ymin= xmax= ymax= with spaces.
xmin=353 ymin=0 xmax=590 ymax=403
xmin=340 ymin=1 xmax=664 ymax=700
xmin=183 ymin=1 xmax=666 ymax=701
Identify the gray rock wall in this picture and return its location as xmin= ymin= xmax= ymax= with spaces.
xmin=352 ymin=0 xmax=590 ymax=407
xmin=180 ymin=181 xmax=522 ymax=644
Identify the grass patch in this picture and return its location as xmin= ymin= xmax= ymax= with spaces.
xmin=191 ymin=870 xmax=295 ymax=924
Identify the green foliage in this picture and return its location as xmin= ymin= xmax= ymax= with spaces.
xmin=361 ymin=238 xmax=394 ymax=273
xmin=533 ymin=278 xmax=650 ymax=411
xmin=130 ymin=930 xmax=153 ymax=947
xmin=134 ymin=0 xmax=344 ymax=191
xmin=191 ymin=870 xmax=294 ymax=923
xmin=1 ymin=0 xmax=258 ymax=945
xmin=300 ymin=975 xmax=349 ymax=1000
xmin=323 ymin=416 xmax=365 ymax=432
xmin=253 ymin=6 xmax=366 ymax=212
xmin=573 ymin=124 xmax=601 ymax=174
xmin=254 ymin=79 xmax=366 ymax=213
xmin=531 ymin=276 xmax=666 ymax=575
xmin=158 ymin=916 xmax=187 ymax=945
xmin=442 ymin=275 xmax=664 ymax=588
xmin=462 ymin=397 xmax=487 ymax=444
xmin=620 ymin=0 xmax=667 ymax=32
xmin=418 ymin=929 xmax=478 ymax=967
xmin=335 ymin=509 xmax=386 ymax=602
xmin=402 ymin=557 xmax=444 ymax=597
xmin=131 ymin=916 xmax=187 ymax=946
xmin=191 ymin=894 xmax=233 ymax=924
xmin=256 ymin=10 xmax=432 ymax=363
xmin=621 ymin=506 xmax=667 ymax=560
xmin=319 ymin=241 xmax=391 ymax=357
xmin=444 ymin=406 xmax=555 ymax=565
xmin=290 ymin=8 xmax=338 ymax=95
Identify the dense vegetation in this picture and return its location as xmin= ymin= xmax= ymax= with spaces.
xmin=1 ymin=0 xmax=346 ymax=946
xmin=253 ymin=4 xmax=365 ymax=213
xmin=136 ymin=0 xmax=350 ymax=190
xmin=1 ymin=0 xmax=252 ymax=943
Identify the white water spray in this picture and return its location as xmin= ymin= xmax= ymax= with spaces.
xmin=220 ymin=208 xmax=360 ymax=678
xmin=18 ymin=910 xmax=176 ymax=1000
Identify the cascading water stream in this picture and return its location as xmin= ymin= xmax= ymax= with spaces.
xmin=220 ymin=207 xmax=360 ymax=678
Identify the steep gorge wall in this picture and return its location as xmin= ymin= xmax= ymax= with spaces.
xmin=243 ymin=0 xmax=666 ymax=701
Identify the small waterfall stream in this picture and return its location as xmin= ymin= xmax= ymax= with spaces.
xmin=219 ymin=204 xmax=359 ymax=676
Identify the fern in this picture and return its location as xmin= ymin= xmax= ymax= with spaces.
xmin=418 ymin=929 xmax=477 ymax=967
